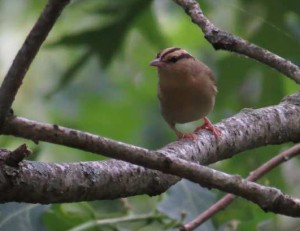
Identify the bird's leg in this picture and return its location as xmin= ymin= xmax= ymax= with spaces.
xmin=194 ymin=117 xmax=221 ymax=139
xmin=169 ymin=123 xmax=197 ymax=141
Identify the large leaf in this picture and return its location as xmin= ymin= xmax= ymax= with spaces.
xmin=158 ymin=179 xmax=216 ymax=231
xmin=48 ymin=0 xmax=153 ymax=95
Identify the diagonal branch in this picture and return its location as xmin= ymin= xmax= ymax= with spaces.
xmin=0 ymin=0 xmax=70 ymax=127
xmin=1 ymin=92 xmax=300 ymax=216
xmin=173 ymin=0 xmax=300 ymax=83
xmin=182 ymin=144 xmax=300 ymax=231
xmin=147 ymin=152 xmax=300 ymax=217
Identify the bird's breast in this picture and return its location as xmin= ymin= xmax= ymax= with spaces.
xmin=158 ymin=82 xmax=215 ymax=124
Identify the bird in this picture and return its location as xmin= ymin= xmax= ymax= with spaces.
xmin=150 ymin=47 xmax=221 ymax=140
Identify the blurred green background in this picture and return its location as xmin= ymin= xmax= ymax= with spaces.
xmin=0 ymin=0 xmax=299 ymax=230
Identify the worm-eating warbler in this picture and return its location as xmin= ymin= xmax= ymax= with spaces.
xmin=150 ymin=47 xmax=221 ymax=140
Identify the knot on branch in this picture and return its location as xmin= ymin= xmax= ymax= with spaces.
xmin=0 ymin=144 xmax=31 ymax=167
xmin=205 ymin=30 xmax=239 ymax=51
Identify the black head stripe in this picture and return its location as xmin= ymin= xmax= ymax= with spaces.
xmin=176 ymin=53 xmax=193 ymax=60
xmin=166 ymin=53 xmax=194 ymax=63
xmin=160 ymin=47 xmax=181 ymax=59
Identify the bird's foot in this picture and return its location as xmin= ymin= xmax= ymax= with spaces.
xmin=194 ymin=117 xmax=221 ymax=139
xmin=181 ymin=133 xmax=197 ymax=141
xmin=175 ymin=131 xmax=197 ymax=141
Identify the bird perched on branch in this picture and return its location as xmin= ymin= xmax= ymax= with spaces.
xmin=150 ymin=47 xmax=221 ymax=140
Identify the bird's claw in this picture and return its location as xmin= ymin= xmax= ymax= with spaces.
xmin=194 ymin=117 xmax=222 ymax=139
xmin=181 ymin=133 xmax=197 ymax=141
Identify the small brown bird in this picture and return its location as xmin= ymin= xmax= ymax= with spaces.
xmin=150 ymin=47 xmax=221 ymax=140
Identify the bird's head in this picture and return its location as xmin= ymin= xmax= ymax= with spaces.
xmin=150 ymin=47 xmax=196 ymax=77
xmin=150 ymin=47 xmax=194 ymax=67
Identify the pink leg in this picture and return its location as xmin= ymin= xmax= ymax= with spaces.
xmin=194 ymin=117 xmax=221 ymax=139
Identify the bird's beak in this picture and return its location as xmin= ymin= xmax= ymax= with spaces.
xmin=150 ymin=58 xmax=163 ymax=67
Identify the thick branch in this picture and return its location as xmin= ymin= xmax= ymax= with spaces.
xmin=0 ymin=0 xmax=70 ymax=127
xmin=0 ymin=159 xmax=177 ymax=203
xmin=1 ymin=92 xmax=300 ymax=216
xmin=173 ymin=0 xmax=300 ymax=83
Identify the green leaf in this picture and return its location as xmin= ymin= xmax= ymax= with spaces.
xmin=48 ymin=0 xmax=153 ymax=93
xmin=158 ymin=179 xmax=217 ymax=231
xmin=43 ymin=203 xmax=94 ymax=231
xmin=0 ymin=203 xmax=49 ymax=231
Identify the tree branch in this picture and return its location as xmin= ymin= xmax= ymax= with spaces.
xmin=0 ymin=0 xmax=70 ymax=127
xmin=182 ymin=144 xmax=300 ymax=231
xmin=3 ymin=92 xmax=300 ymax=166
xmin=0 ymin=157 xmax=177 ymax=203
xmin=1 ymin=92 xmax=300 ymax=217
xmin=173 ymin=0 xmax=300 ymax=83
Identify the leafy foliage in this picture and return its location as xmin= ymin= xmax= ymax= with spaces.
xmin=47 ymin=0 xmax=162 ymax=95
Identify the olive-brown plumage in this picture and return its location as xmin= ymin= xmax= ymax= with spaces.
xmin=150 ymin=47 xmax=221 ymax=140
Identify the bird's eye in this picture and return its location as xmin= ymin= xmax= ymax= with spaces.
xmin=168 ymin=57 xmax=178 ymax=63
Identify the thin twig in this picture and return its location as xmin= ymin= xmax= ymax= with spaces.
xmin=0 ymin=0 xmax=70 ymax=127
xmin=182 ymin=144 xmax=300 ymax=231
xmin=173 ymin=0 xmax=300 ymax=83
xmin=68 ymin=213 xmax=160 ymax=231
